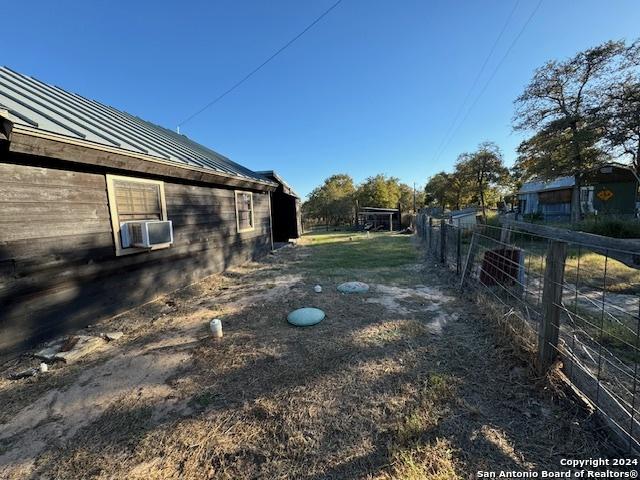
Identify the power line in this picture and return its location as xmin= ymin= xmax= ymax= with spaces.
xmin=177 ymin=0 xmax=344 ymax=130
xmin=433 ymin=0 xmax=543 ymax=164
xmin=431 ymin=0 xmax=521 ymax=164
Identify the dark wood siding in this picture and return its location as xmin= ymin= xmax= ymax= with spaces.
xmin=538 ymin=188 xmax=572 ymax=204
xmin=0 ymin=161 xmax=272 ymax=357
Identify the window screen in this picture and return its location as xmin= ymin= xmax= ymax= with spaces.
xmin=236 ymin=192 xmax=254 ymax=231
xmin=113 ymin=180 xmax=162 ymax=221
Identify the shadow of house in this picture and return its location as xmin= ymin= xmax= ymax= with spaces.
xmin=0 ymin=66 xmax=301 ymax=358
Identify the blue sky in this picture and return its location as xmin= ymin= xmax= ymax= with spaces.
xmin=4 ymin=0 xmax=639 ymax=198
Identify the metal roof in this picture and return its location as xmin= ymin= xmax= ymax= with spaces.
xmin=518 ymin=175 xmax=575 ymax=195
xmin=359 ymin=207 xmax=399 ymax=213
xmin=0 ymin=67 xmax=274 ymax=186
xmin=448 ymin=206 xmax=479 ymax=218
xmin=255 ymin=170 xmax=300 ymax=198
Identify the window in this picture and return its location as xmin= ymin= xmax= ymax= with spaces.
xmin=106 ymin=174 xmax=168 ymax=255
xmin=235 ymin=191 xmax=254 ymax=232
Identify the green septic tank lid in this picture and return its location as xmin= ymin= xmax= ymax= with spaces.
xmin=287 ymin=307 xmax=325 ymax=327
xmin=337 ymin=281 xmax=370 ymax=293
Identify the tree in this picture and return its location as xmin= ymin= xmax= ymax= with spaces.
xmin=424 ymin=172 xmax=451 ymax=210
xmin=513 ymin=40 xmax=626 ymax=219
xmin=513 ymin=127 xmax=607 ymax=183
xmin=459 ymin=142 xmax=509 ymax=218
xmin=356 ymin=174 xmax=402 ymax=208
xmin=303 ymin=174 xmax=356 ymax=227
xmin=449 ymin=154 xmax=475 ymax=210
xmin=600 ymin=78 xmax=640 ymax=173
xmin=398 ymin=183 xmax=424 ymax=213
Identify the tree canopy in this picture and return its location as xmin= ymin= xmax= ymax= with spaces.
xmin=302 ymin=174 xmax=356 ymax=226
xmin=424 ymin=144 xmax=507 ymax=215
xmin=600 ymin=74 xmax=640 ymax=172
xmin=302 ymin=174 xmax=420 ymax=226
xmin=513 ymin=39 xmax=640 ymax=183
xmin=356 ymin=174 xmax=402 ymax=209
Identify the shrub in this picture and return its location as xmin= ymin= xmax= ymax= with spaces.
xmin=572 ymin=218 xmax=640 ymax=239
xmin=523 ymin=212 xmax=543 ymax=222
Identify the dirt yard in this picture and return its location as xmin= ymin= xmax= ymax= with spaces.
xmin=0 ymin=232 xmax=616 ymax=479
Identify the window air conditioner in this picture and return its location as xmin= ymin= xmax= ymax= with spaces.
xmin=120 ymin=220 xmax=173 ymax=248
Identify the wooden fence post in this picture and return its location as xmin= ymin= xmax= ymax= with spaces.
xmin=424 ymin=216 xmax=428 ymax=242
xmin=428 ymin=217 xmax=433 ymax=251
xmin=538 ymin=240 xmax=568 ymax=375
xmin=456 ymin=227 xmax=462 ymax=275
xmin=460 ymin=232 xmax=479 ymax=289
xmin=440 ymin=219 xmax=447 ymax=264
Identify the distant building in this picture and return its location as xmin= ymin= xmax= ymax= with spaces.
xmin=357 ymin=206 xmax=401 ymax=231
xmin=580 ymin=164 xmax=639 ymax=217
xmin=517 ymin=164 xmax=640 ymax=221
xmin=517 ymin=176 xmax=575 ymax=221
xmin=446 ymin=207 xmax=480 ymax=228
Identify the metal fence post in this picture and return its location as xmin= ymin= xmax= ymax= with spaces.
xmin=459 ymin=231 xmax=478 ymax=289
xmin=538 ymin=240 xmax=568 ymax=375
xmin=500 ymin=226 xmax=512 ymax=245
xmin=440 ymin=219 xmax=447 ymax=264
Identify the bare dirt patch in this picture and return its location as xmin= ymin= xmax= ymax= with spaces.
xmin=0 ymin=233 xmax=617 ymax=479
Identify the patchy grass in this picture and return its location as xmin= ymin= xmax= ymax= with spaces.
xmin=513 ymin=239 xmax=640 ymax=294
xmin=384 ymin=439 xmax=460 ymax=480
xmin=566 ymin=252 xmax=640 ymax=294
xmin=0 ymin=234 xmax=615 ymax=479
xmin=299 ymin=231 xmax=418 ymax=285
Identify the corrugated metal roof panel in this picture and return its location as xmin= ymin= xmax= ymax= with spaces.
xmin=449 ymin=206 xmax=479 ymax=218
xmin=518 ymin=176 xmax=575 ymax=194
xmin=0 ymin=67 xmax=274 ymax=185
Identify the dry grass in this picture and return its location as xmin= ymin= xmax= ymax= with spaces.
xmin=0 ymin=232 xmax=618 ymax=479
xmin=384 ymin=439 xmax=460 ymax=480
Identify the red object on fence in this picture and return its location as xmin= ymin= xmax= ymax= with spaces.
xmin=480 ymin=248 xmax=522 ymax=287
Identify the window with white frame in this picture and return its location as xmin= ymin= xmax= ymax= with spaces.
xmin=235 ymin=191 xmax=254 ymax=232
xmin=106 ymin=174 xmax=168 ymax=255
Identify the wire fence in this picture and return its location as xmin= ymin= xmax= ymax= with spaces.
xmin=415 ymin=213 xmax=640 ymax=454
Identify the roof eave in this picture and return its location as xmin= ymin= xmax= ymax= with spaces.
xmin=256 ymin=170 xmax=300 ymax=198
xmin=6 ymin=124 xmax=278 ymax=191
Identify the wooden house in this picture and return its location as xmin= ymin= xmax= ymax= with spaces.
xmin=0 ymin=67 xmax=296 ymax=357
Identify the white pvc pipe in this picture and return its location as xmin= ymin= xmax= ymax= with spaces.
xmin=210 ymin=318 xmax=223 ymax=339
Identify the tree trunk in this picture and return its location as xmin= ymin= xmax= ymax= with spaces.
xmin=479 ymin=187 xmax=487 ymax=220
xmin=569 ymin=122 xmax=583 ymax=222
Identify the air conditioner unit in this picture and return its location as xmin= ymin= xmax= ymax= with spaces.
xmin=120 ymin=220 xmax=173 ymax=249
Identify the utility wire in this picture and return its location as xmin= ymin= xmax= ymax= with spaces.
xmin=431 ymin=0 xmax=521 ymax=164
xmin=433 ymin=0 xmax=543 ymax=164
xmin=177 ymin=0 xmax=343 ymax=129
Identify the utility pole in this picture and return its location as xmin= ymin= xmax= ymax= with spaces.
xmin=413 ymin=182 xmax=417 ymax=213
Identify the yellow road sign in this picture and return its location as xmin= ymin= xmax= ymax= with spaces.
xmin=596 ymin=189 xmax=614 ymax=201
